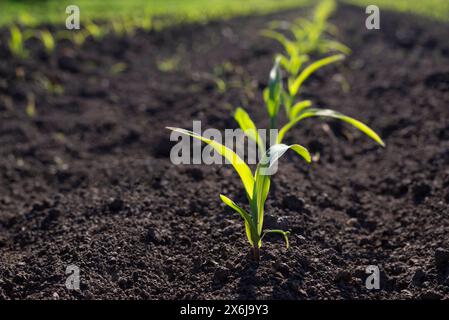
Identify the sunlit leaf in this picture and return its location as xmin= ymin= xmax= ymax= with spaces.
xmin=278 ymin=108 xmax=385 ymax=147
xmin=234 ymin=107 xmax=265 ymax=153
xmin=220 ymin=194 xmax=255 ymax=245
xmin=166 ymin=127 xmax=255 ymax=197
xmin=263 ymin=229 xmax=290 ymax=248
xmin=289 ymin=54 xmax=345 ymax=96
xmin=289 ymin=100 xmax=312 ymax=119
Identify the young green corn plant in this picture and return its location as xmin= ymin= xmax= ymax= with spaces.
xmin=166 ymin=127 xmax=311 ymax=261
xmin=56 ymin=30 xmax=88 ymax=47
xmin=139 ymin=11 xmax=153 ymax=32
xmin=283 ymin=53 xmax=345 ymax=121
xmin=39 ymin=30 xmax=55 ymax=54
xmin=261 ymin=53 xmax=346 ymax=130
xmin=85 ymin=20 xmax=107 ymax=40
xmin=239 ymin=57 xmax=384 ymax=147
xmin=264 ymin=0 xmax=350 ymax=64
xmin=292 ymin=0 xmax=350 ymax=56
xmin=8 ymin=26 xmax=28 ymax=59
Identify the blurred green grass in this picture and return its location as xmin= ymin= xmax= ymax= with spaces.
xmin=343 ymin=0 xmax=449 ymax=22
xmin=0 ymin=0 xmax=312 ymax=26
xmin=0 ymin=0 xmax=447 ymax=27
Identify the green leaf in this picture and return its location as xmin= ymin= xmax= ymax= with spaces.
xmin=277 ymin=54 xmax=290 ymax=72
xmin=278 ymin=108 xmax=385 ymax=147
xmin=263 ymin=229 xmax=290 ymax=248
xmin=314 ymin=0 xmax=336 ymax=22
xmin=220 ymin=194 xmax=255 ymax=246
xmin=258 ymin=144 xmax=311 ymax=173
xmin=265 ymin=57 xmax=283 ymax=121
xmin=8 ymin=25 xmax=28 ymax=58
xmin=289 ymin=100 xmax=312 ymax=120
xmin=166 ymin=127 xmax=255 ymax=198
xmin=234 ymin=107 xmax=265 ymax=153
xmin=262 ymin=30 xmax=297 ymax=57
xmin=319 ymin=39 xmax=351 ymax=55
xmin=289 ymin=54 xmax=345 ymax=97
xmin=40 ymin=30 xmax=55 ymax=53
xmin=268 ymin=57 xmax=282 ymax=103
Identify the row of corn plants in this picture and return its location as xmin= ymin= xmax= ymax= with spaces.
xmin=168 ymin=0 xmax=384 ymax=261
xmin=4 ymin=14 xmax=155 ymax=59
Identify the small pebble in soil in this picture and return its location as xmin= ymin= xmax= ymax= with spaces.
xmin=276 ymin=216 xmax=290 ymax=230
xmin=346 ymin=218 xmax=360 ymax=228
xmin=295 ymin=234 xmax=306 ymax=243
xmin=434 ymin=247 xmax=449 ymax=268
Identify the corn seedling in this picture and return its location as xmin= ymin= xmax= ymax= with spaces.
xmin=39 ymin=30 xmax=55 ymax=54
xmin=239 ymin=56 xmax=384 ymax=146
xmin=264 ymin=0 xmax=350 ymax=65
xmin=110 ymin=62 xmax=128 ymax=75
xmin=37 ymin=77 xmax=64 ymax=95
xmin=26 ymin=93 xmax=36 ymax=118
xmin=18 ymin=12 xmax=37 ymax=27
xmin=110 ymin=17 xmax=136 ymax=37
xmin=8 ymin=26 xmax=28 ymax=59
xmin=260 ymin=53 xmax=345 ymax=130
xmin=138 ymin=10 xmax=153 ymax=32
xmin=283 ymin=54 xmax=345 ymax=121
xmin=157 ymin=56 xmax=181 ymax=72
xmin=228 ymin=60 xmax=384 ymax=261
xmin=167 ymin=127 xmax=311 ymax=261
xmin=166 ymin=0 xmax=384 ymax=263
xmin=85 ymin=20 xmax=107 ymax=40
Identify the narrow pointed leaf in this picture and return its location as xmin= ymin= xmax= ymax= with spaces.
xmin=220 ymin=194 xmax=255 ymax=245
xmin=234 ymin=107 xmax=265 ymax=153
xmin=259 ymin=144 xmax=311 ymax=173
xmin=268 ymin=57 xmax=282 ymax=102
xmin=289 ymin=54 xmax=345 ymax=96
xmin=219 ymin=194 xmax=252 ymax=222
xmin=289 ymin=100 xmax=312 ymax=119
xmin=263 ymin=230 xmax=290 ymax=248
xmin=262 ymin=30 xmax=297 ymax=57
xmin=319 ymin=39 xmax=351 ymax=55
xmin=166 ymin=127 xmax=255 ymax=197
xmin=313 ymin=0 xmax=336 ymax=22
xmin=278 ymin=108 xmax=385 ymax=147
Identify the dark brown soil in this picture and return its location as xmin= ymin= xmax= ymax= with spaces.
xmin=1 ymin=4 xmax=449 ymax=300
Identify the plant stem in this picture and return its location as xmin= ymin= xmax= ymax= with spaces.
xmin=252 ymin=246 xmax=260 ymax=262
xmin=269 ymin=117 xmax=277 ymax=130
